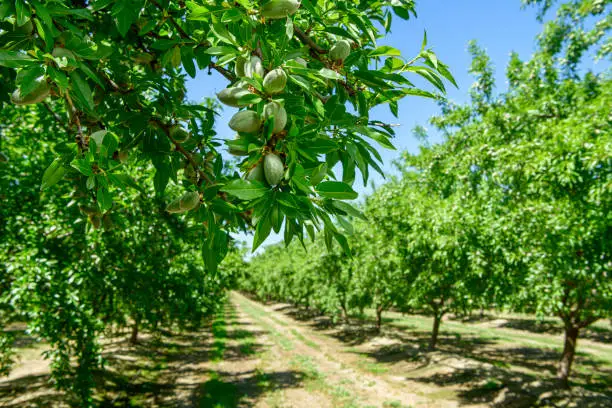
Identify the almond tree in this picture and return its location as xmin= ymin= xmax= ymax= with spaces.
xmin=417 ymin=0 xmax=611 ymax=385
xmin=1 ymin=1 xmax=453 ymax=403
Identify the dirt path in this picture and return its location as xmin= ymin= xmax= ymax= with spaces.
xmin=230 ymin=291 xmax=474 ymax=408
xmin=4 ymin=295 xmax=609 ymax=407
xmin=206 ymin=297 xmax=333 ymax=407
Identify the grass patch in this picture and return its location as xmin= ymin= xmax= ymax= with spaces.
xmin=357 ymin=359 xmax=389 ymax=374
xmin=233 ymin=294 xmax=295 ymax=351
xmin=382 ymin=401 xmax=412 ymax=408
xmin=290 ymin=355 xmax=361 ymax=408
xmin=198 ymin=373 xmax=239 ymax=408
xmin=290 ymin=329 xmax=321 ymax=350
xmin=211 ymin=313 xmax=228 ymax=363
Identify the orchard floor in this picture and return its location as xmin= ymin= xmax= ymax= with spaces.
xmin=1 ymin=292 xmax=610 ymax=408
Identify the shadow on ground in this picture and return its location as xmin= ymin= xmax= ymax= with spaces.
xmin=265 ymin=301 xmax=612 ymax=408
xmin=197 ymin=369 xmax=305 ymax=408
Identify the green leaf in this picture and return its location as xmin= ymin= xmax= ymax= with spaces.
xmin=369 ymin=46 xmax=401 ymax=57
xmin=15 ymin=0 xmax=31 ymax=26
xmin=71 ymin=159 xmax=93 ymax=176
xmin=319 ymin=68 xmax=342 ymax=80
xmin=181 ymin=46 xmax=197 ymax=78
xmin=285 ymin=17 xmax=294 ymax=39
xmin=211 ymin=22 xmax=237 ymax=46
xmin=393 ymin=6 xmax=411 ymax=20
xmin=204 ymin=46 xmax=238 ymax=56
xmin=111 ymin=0 xmax=138 ymax=37
xmin=221 ymin=180 xmax=268 ymax=200
xmin=150 ymin=39 xmax=180 ymax=50
xmin=310 ymin=163 xmax=328 ymax=186
xmin=252 ymin=216 xmax=272 ymax=252
xmin=16 ymin=66 xmax=45 ymax=96
xmin=69 ymin=71 xmax=94 ymax=111
xmin=0 ymin=51 xmax=37 ymax=68
xmin=236 ymin=93 xmax=262 ymax=106
xmin=41 ymin=158 xmax=65 ymax=190
xmin=331 ymin=200 xmax=366 ymax=220
xmin=221 ymin=8 xmax=242 ymax=23
xmin=153 ymin=161 xmax=170 ymax=196
xmin=108 ymin=173 xmax=145 ymax=193
xmin=97 ymin=187 xmax=113 ymax=212
xmin=334 ymin=233 xmax=352 ymax=256
xmin=316 ymin=181 xmax=358 ymax=200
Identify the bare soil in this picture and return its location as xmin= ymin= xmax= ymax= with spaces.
xmin=1 ymin=293 xmax=610 ymax=407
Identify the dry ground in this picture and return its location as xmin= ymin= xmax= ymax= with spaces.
xmin=1 ymin=292 xmax=610 ymax=407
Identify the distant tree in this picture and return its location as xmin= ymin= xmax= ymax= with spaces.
xmin=415 ymin=0 xmax=611 ymax=384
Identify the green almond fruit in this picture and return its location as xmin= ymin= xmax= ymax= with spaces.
xmin=264 ymin=154 xmax=285 ymax=186
xmin=294 ymin=57 xmax=307 ymax=67
xmin=11 ymin=80 xmax=50 ymax=105
xmin=226 ymin=136 xmax=250 ymax=156
xmin=235 ymin=56 xmax=247 ymax=77
xmin=169 ymin=125 xmax=190 ymax=143
xmin=179 ymin=191 xmax=200 ymax=211
xmin=329 ymin=39 xmax=351 ymax=62
xmin=263 ymin=101 xmax=287 ymax=134
xmin=228 ymin=110 xmax=262 ymax=133
xmin=244 ymin=56 xmax=264 ymax=79
xmin=166 ymin=199 xmax=183 ymax=213
xmin=263 ymin=68 xmax=287 ymax=95
xmin=217 ymin=86 xmax=254 ymax=108
xmin=184 ymin=165 xmax=196 ymax=178
xmin=261 ymin=0 xmax=300 ymax=19
xmin=246 ymin=164 xmax=266 ymax=183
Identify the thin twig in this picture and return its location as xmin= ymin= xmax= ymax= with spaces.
xmin=293 ymin=26 xmax=359 ymax=96
xmin=209 ymin=63 xmax=236 ymax=82
xmin=157 ymin=122 xmax=212 ymax=186
xmin=101 ymin=72 xmax=134 ymax=94
xmin=150 ymin=0 xmax=191 ymax=40
xmin=42 ymin=102 xmax=63 ymax=123
xmin=65 ymin=93 xmax=87 ymax=151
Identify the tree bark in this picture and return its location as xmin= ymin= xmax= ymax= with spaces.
xmin=375 ymin=305 xmax=383 ymax=333
xmin=340 ymin=302 xmax=349 ymax=324
xmin=557 ymin=324 xmax=579 ymax=388
xmin=429 ymin=313 xmax=442 ymax=350
xmin=129 ymin=316 xmax=140 ymax=345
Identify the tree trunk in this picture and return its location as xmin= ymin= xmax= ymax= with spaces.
xmin=375 ymin=306 xmax=383 ymax=333
xmin=429 ymin=313 xmax=442 ymax=350
xmin=129 ymin=316 xmax=140 ymax=345
xmin=557 ymin=325 xmax=579 ymax=388
xmin=340 ymin=302 xmax=349 ymax=324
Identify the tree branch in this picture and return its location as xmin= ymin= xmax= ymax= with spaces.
xmin=42 ymin=102 xmax=63 ymax=124
xmin=208 ymin=63 xmax=236 ymax=82
xmin=65 ymin=93 xmax=87 ymax=151
xmin=149 ymin=0 xmax=191 ymax=40
xmin=294 ymin=26 xmax=359 ymax=97
xmin=155 ymin=121 xmax=212 ymax=186
xmin=294 ymin=26 xmax=328 ymax=54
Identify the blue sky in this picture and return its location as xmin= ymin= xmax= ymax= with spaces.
xmin=186 ymin=1 xmax=549 ymax=247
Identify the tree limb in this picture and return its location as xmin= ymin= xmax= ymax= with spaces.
xmin=294 ymin=26 xmax=328 ymax=54
xmin=209 ymin=63 xmax=236 ymax=82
